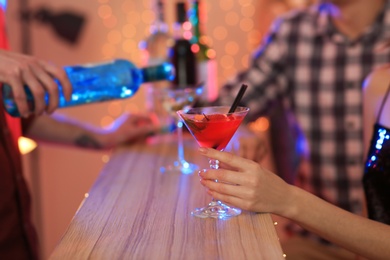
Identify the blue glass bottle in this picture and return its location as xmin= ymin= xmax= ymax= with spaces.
xmin=2 ymin=59 xmax=175 ymax=117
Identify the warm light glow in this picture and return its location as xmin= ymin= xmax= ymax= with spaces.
xmin=206 ymin=49 xmax=216 ymax=59
xmin=199 ymin=35 xmax=209 ymax=45
xmin=121 ymin=1 xmax=135 ymax=14
xmin=97 ymin=5 xmax=112 ymax=19
xmin=122 ymin=24 xmax=136 ymax=38
xmin=122 ymin=39 xmax=137 ymax=53
xmin=241 ymin=4 xmax=255 ymax=17
xmin=126 ymin=12 xmax=141 ymax=24
xmin=238 ymin=0 xmax=251 ymax=6
xmin=18 ymin=137 xmax=38 ymax=155
xmin=219 ymin=0 xmax=234 ymax=11
xmin=249 ymin=117 xmax=270 ymax=132
xmin=225 ymin=41 xmax=239 ymax=55
xmin=191 ymin=44 xmax=200 ymax=53
xmin=213 ymin=26 xmax=228 ymax=41
xmin=141 ymin=10 xmax=154 ymax=24
xmin=102 ymin=155 xmax=110 ymax=163
xmin=248 ymin=30 xmax=262 ymax=46
xmin=103 ymin=16 xmax=117 ymax=28
xmin=239 ymin=17 xmax=254 ymax=32
xmin=225 ymin=11 xmax=239 ymax=26
xmin=241 ymin=54 xmax=250 ymax=68
xmin=220 ymin=55 xmax=234 ymax=69
xmin=101 ymin=43 xmax=116 ymax=58
xmin=107 ymin=30 xmax=122 ymax=44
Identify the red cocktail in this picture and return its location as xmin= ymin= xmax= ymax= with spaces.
xmin=178 ymin=106 xmax=249 ymax=219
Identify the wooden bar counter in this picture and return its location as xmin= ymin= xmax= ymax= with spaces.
xmin=50 ymin=134 xmax=285 ymax=260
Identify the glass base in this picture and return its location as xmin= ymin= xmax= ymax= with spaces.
xmin=160 ymin=160 xmax=198 ymax=175
xmin=191 ymin=200 xmax=242 ymax=219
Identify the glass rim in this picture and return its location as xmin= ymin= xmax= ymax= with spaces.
xmin=177 ymin=106 xmax=250 ymax=115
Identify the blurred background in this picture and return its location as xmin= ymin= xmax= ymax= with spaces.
xmin=6 ymin=0 xmax=314 ymax=258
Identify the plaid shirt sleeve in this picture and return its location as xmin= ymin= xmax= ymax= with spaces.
xmin=216 ymin=18 xmax=289 ymax=122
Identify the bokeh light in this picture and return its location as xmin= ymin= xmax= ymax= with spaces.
xmin=126 ymin=11 xmax=141 ymax=24
xmin=107 ymin=30 xmax=122 ymax=45
xmin=94 ymin=0 xmax=306 ymax=125
xmin=122 ymin=24 xmax=137 ymax=38
xmin=97 ymin=5 xmax=112 ymax=19
xmin=225 ymin=12 xmax=239 ymax=26
xmin=219 ymin=0 xmax=234 ymax=11
xmin=225 ymin=41 xmax=239 ymax=55
xmin=240 ymin=17 xmax=254 ymax=32
xmin=103 ymin=16 xmax=117 ymax=28
xmin=101 ymin=43 xmax=116 ymax=58
xmin=241 ymin=4 xmax=255 ymax=17
xmin=122 ymin=39 xmax=137 ymax=53
xmin=213 ymin=26 xmax=228 ymax=41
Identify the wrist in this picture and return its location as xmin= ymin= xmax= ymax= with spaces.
xmin=278 ymin=184 xmax=301 ymax=220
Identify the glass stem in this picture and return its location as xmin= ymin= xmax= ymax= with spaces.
xmin=177 ymin=119 xmax=185 ymax=163
xmin=209 ymin=158 xmax=220 ymax=203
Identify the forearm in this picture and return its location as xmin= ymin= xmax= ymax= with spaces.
xmin=286 ymin=186 xmax=390 ymax=259
xmin=24 ymin=114 xmax=109 ymax=149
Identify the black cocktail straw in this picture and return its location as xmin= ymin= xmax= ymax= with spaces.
xmin=228 ymin=84 xmax=248 ymax=113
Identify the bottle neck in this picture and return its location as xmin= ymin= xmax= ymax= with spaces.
xmin=141 ymin=62 xmax=175 ymax=83
xmin=189 ymin=0 xmax=211 ymax=61
xmin=190 ymin=1 xmax=201 ymax=44
xmin=151 ymin=0 xmax=168 ymax=34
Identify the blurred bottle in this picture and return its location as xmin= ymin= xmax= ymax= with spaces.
xmin=141 ymin=0 xmax=172 ymax=67
xmin=140 ymin=0 xmax=173 ymax=119
xmin=2 ymin=59 xmax=175 ymax=117
xmin=169 ymin=2 xmax=197 ymax=89
xmin=189 ymin=0 xmax=218 ymax=102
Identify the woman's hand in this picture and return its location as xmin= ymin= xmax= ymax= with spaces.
xmin=198 ymin=147 xmax=296 ymax=217
xmin=0 ymin=50 xmax=72 ymax=117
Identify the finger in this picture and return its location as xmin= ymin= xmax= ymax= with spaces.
xmin=199 ymin=168 xmax=246 ymax=186
xmin=22 ymin=67 xmax=47 ymax=115
xmin=198 ymin=147 xmax=251 ymax=171
xmin=7 ymin=77 xmax=30 ymax=117
xmin=200 ymin=181 xmax=249 ymax=208
xmin=200 ymin=178 xmax=242 ymax=196
xmin=39 ymin=60 xmax=72 ymax=101
xmin=31 ymin=64 xmax=59 ymax=114
xmin=206 ymin=189 xmax=253 ymax=211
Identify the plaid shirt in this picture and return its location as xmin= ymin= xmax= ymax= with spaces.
xmin=218 ymin=2 xmax=390 ymax=215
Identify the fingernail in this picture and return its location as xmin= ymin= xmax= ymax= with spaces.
xmin=198 ymin=147 xmax=207 ymax=154
xmin=198 ymin=169 xmax=207 ymax=177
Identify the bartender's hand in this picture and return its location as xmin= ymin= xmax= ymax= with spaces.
xmin=0 ymin=49 xmax=72 ymax=117
xmin=234 ymin=125 xmax=268 ymax=163
xmin=100 ymin=112 xmax=163 ymax=148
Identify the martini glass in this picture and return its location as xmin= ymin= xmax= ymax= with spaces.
xmin=159 ymin=86 xmax=203 ymax=174
xmin=178 ymin=106 xmax=249 ymax=219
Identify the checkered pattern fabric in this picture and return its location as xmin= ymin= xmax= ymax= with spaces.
xmin=217 ymin=2 xmax=390 ymax=215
